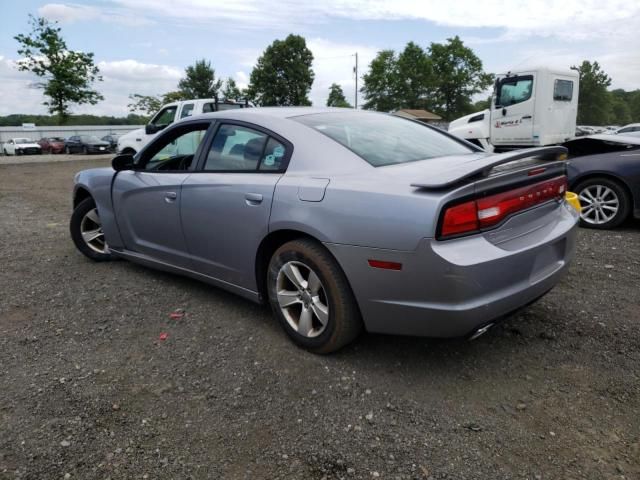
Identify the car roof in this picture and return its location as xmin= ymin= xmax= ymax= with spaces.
xmin=186 ymin=106 xmax=359 ymax=122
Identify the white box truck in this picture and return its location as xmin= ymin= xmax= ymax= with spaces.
xmin=448 ymin=67 xmax=579 ymax=152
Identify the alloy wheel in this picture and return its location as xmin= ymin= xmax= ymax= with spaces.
xmin=276 ymin=261 xmax=329 ymax=338
xmin=80 ymin=208 xmax=108 ymax=254
xmin=579 ymin=185 xmax=620 ymax=225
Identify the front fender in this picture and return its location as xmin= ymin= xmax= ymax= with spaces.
xmin=74 ymin=168 xmax=124 ymax=250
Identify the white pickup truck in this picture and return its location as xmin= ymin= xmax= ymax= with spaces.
xmin=118 ymin=98 xmax=252 ymax=155
xmin=448 ymin=67 xmax=579 ymax=152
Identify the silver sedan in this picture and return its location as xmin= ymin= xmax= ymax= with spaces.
xmin=70 ymin=108 xmax=579 ymax=353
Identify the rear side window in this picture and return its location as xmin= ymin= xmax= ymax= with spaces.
xmin=294 ymin=112 xmax=473 ymax=167
xmin=496 ymin=76 xmax=533 ymax=106
xmin=180 ymin=103 xmax=195 ymax=118
xmin=553 ymin=80 xmax=573 ymax=101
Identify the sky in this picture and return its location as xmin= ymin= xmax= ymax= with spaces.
xmin=0 ymin=0 xmax=638 ymax=116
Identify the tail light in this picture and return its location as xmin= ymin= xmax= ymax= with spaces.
xmin=439 ymin=175 xmax=567 ymax=239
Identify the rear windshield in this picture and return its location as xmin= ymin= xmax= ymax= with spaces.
xmin=294 ymin=112 xmax=473 ymax=167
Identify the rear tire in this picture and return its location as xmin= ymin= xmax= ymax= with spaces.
xmin=70 ymin=197 xmax=113 ymax=262
xmin=267 ymin=239 xmax=363 ymax=354
xmin=575 ymin=178 xmax=630 ymax=229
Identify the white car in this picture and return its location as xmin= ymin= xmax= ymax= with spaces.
xmin=2 ymin=138 xmax=42 ymax=155
xmin=613 ymin=123 xmax=640 ymax=137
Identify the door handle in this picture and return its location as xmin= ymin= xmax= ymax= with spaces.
xmin=522 ymin=115 xmax=532 ymax=119
xmin=244 ymin=193 xmax=263 ymax=205
xmin=164 ymin=191 xmax=178 ymax=203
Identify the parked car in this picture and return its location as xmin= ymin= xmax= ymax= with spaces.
xmin=2 ymin=138 xmax=42 ymax=155
xmin=70 ymin=108 xmax=579 ymax=353
xmin=566 ymin=134 xmax=640 ymax=228
xmin=64 ymin=135 xmax=111 ymax=154
xmin=38 ymin=137 xmax=65 ymax=154
xmin=117 ymin=98 xmax=253 ymax=155
xmin=612 ymin=123 xmax=640 ymax=138
xmin=101 ymin=134 xmax=120 ymax=152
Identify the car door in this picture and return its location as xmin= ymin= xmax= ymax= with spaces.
xmin=111 ymin=121 xmax=212 ymax=268
xmin=180 ymin=121 xmax=292 ymax=290
xmin=491 ymin=74 xmax=535 ymax=145
xmin=68 ymin=136 xmax=78 ymax=153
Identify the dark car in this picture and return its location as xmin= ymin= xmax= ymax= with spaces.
xmin=566 ymin=135 xmax=640 ymax=229
xmin=64 ymin=135 xmax=111 ymax=154
xmin=38 ymin=137 xmax=65 ymax=154
xmin=101 ymin=134 xmax=120 ymax=152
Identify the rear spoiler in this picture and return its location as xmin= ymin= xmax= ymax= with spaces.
xmin=411 ymin=146 xmax=568 ymax=190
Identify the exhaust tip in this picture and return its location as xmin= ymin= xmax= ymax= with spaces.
xmin=469 ymin=323 xmax=495 ymax=341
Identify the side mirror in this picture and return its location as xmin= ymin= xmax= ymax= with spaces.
xmin=112 ymin=153 xmax=135 ymax=171
xmin=145 ymin=123 xmax=167 ymax=135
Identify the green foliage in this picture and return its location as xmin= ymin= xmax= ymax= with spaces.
xmin=571 ymin=60 xmax=612 ymax=125
xmin=428 ymin=36 xmax=493 ymax=120
xmin=361 ymin=38 xmax=491 ymax=119
xmin=361 ymin=50 xmax=398 ymax=111
xmin=0 ymin=113 xmax=146 ymax=127
xmin=14 ymin=15 xmax=104 ymax=122
xmin=326 ymin=83 xmax=352 ymax=108
xmin=247 ymin=34 xmax=314 ymax=106
xmin=395 ymin=42 xmax=433 ymax=109
xmin=178 ymin=59 xmax=222 ymax=99
xmin=222 ymin=77 xmax=242 ymax=100
xmin=127 ymin=94 xmax=163 ymax=116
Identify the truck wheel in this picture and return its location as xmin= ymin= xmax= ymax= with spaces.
xmin=70 ymin=197 xmax=113 ymax=261
xmin=575 ymin=178 xmax=630 ymax=229
xmin=267 ymin=239 xmax=363 ymax=354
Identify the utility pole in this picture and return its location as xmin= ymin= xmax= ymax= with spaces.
xmin=354 ymin=52 xmax=358 ymax=109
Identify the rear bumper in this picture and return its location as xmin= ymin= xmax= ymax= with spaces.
xmin=326 ymin=201 xmax=579 ymax=338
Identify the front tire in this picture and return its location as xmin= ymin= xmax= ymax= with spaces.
xmin=267 ymin=239 xmax=362 ymax=354
xmin=575 ymin=178 xmax=630 ymax=229
xmin=65 ymin=146 xmax=70 ymax=154
xmin=70 ymin=197 xmax=113 ymax=261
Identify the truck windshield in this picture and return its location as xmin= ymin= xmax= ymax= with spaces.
xmin=496 ymin=76 xmax=533 ymax=107
xmin=294 ymin=112 xmax=474 ymax=167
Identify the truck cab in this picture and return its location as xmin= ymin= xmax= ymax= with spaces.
xmin=117 ymin=98 xmax=252 ymax=155
xmin=448 ymin=67 xmax=579 ymax=152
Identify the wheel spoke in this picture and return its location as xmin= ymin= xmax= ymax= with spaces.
xmin=578 ymin=194 xmax=593 ymax=204
xmin=85 ymin=209 xmax=100 ymax=225
xmin=601 ymin=205 xmax=617 ymax=212
xmin=583 ymin=189 xmax=596 ymax=202
xmin=277 ymin=290 xmax=301 ymax=308
xmin=298 ymin=307 xmax=313 ymax=336
xmin=311 ymin=299 xmax=329 ymax=326
xmin=82 ymin=228 xmax=103 ymax=243
xmin=307 ymin=271 xmax=321 ymax=294
xmin=283 ymin=263 xmax=306 ymax=291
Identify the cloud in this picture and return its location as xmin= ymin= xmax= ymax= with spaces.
xmin=0 ymin=56 xmax=183 ymax=116
xmin=38 ymin=2 xmax=153 ymax=26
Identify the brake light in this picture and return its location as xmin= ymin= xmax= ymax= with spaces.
xmin=439 ymin=176 xmax=567 ymax=239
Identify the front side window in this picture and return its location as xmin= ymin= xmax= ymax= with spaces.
xmin=496 ymin=76 xmax=533 ymax=107
xmin=204 ymin=124 xmax=268 ymax=171
xmin=151 ymin=106 xmax=177 ymax=127
xmin=294 ymin=112 xmax=473 ymax=167
xmin=142 ymin=126 xmax=208 ymax=171
xmin=553 ymin=80 xmax=573 ymax=101
xmin=180 ymin=103 xmax=195 ymax=119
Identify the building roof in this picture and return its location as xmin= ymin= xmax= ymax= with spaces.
xmin=393 ymin=109 xmax=442 ymax=121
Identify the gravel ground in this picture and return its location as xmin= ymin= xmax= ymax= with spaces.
xmin=1 ymin=157 xmax=639 ymax=480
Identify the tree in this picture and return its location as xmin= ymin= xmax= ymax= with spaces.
xmin=247 ymin=34 xmax=314 ymax=106
xmin=395 ymin=42 xmax=433 ymax=109
xmin=571 ymin=60 xmax=612 ymax=125
xmin=14 ymin=15 xmax=103 ymax=122
xmin=428 ymin=36 xmax=493 ymax=120
xmin=178 ymin=59 xmax=222 ymax=99
xmin=222 ymin=77 xmax=242 ymax=100
xmin=326 ymin=83 xmax=352 ymax=108
xmin=361 ymin=50 xmax=399 ymax=111
xmin=609 ymin=89 xmax=631 ymax=125
xmin=127 ymin=94 xmax=163 ymax=116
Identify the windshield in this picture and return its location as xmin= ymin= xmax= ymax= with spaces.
xmin=80 ymin=135 xmax=101 ymax=143
xmin=294 ymin=112 xmax=474 ymax=167
xmin=15 ymin=138 xmax=32 ymax=144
